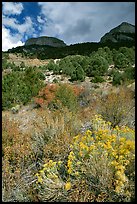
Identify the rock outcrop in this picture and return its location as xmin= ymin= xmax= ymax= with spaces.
xmin=100 ymin=22 xmax=135 ymax=43
xmin=25 ymin=36 xmax=67 ymax=47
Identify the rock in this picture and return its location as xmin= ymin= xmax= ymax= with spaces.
xmin=25 ymin=36 xmax=66 ymax=47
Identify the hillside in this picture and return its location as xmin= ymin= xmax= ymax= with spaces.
xmin=100 ymin=22 xmax=135 ymax=43
xmin=6 ymin=22 xmax=135 ymax=60
xmin=2 ymin=22 xmax=135 ymax=202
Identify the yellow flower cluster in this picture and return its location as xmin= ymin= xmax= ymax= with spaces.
xmin=34 ymin=114 xmax=135 ymax=200
xmin=65 ymin=181 xmax=71 ymax=191
xmin=35 ymin=159 xmax=63 ymax=186
xmin=67 ymin=115 xmax=135 ymax=195
xmin=92 ymin=114 xmax=112 ymax=131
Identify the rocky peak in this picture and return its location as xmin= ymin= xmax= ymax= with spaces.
xmin=100 ymin=22 xmax=135 ymax=43
xmin=25 ymin=36 xmax=67 ymax=47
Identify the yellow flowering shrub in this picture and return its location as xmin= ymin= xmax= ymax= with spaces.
xmin=35 ymin=115 xmax=135 ymax=202
xmin=35 ymin=160 xmax=63 ymax=187
xmin=65 ymin=182 xmax=71 ymax=191
xmin=65 ymin=115 xmax=135 ymax=201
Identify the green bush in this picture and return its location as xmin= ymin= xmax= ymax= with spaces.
xmin=113 ymin=52 xmax=130 ymax=69
xmin=119 ymin=47 xmax=135 ymax=65
xmin=91 ymin=75 xmax=105 ymax=83
xmin=112 ymin=71 xmax=124 ymax=86
xmin=70 ymin=65 xmax=85 ymax=82
xmin=124 ymin=66 xmax=135 ymax=81
xmin=2 ymin=68 xmax=44 ymax=110
xmin=55 ymin=84 xmax=78 ymax=112
xmin=87 ymin=54 xmax=109 ymax=77
xmin=96 ymin=47 xmax=113 ymax=65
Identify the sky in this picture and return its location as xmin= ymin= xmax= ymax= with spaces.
xmin=2 ymin=2 xmax=135 ymax=51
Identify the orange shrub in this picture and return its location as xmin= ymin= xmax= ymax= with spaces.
xmin=34 ymin=83 xmax=84 ymax=110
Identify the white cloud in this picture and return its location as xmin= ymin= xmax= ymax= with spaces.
xmin=2 ymin=2 xmax=24 ymax=15
xmin=37 ymin=15 xmax=45 ymax=24
xmin=2 ymin=15 xmax=35 ymax=35
xmin=2 ymin=26 xmax=24 ymax=51
xmin=2 ymin=14 xmax=35 ymax=51
xmin=38 ymin=2 xmax=135 ymax=45
xmin=2 ymin=2 xmax=135 ymax=51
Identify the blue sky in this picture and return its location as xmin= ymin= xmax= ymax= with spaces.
xmin=2 ymin=2 xmax=135 ymax=51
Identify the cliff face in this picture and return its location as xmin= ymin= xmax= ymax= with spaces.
xmin=100 ymin=22 xmax=135 ymax=43
xmin=25 ymin=36 xmax=67 ymax=47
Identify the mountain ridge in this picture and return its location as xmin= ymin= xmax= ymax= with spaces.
xmin=100 ymin=22 xmax=135 ymax=43
xmin=5 ymin=22 xmax=135 ymax=59
xmin=25 ymin=36 xmax=67 ymax=47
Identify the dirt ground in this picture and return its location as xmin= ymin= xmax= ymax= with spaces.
xmin=8 ymin=53 xmax=49 ymax=67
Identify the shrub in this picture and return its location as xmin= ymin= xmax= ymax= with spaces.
xmin=37 ymin=71 xmax=45 ymax=80
xmin=112 ymin=71 xmax=125 ymax=85
xmin=2 ymin=117 xmax=34 ymax=202
xmin=70 ymin=65 xmax=85 ymax=82
xmin=91 ymin=75 xmax=105 ymax=83
xmin=87 ymin=54 xmax=109 ymax=77
xmin=34 ymin=83 xmax=83 ymax=112
xmin=34 ymin=115 xmax=135 ymax=202
xmin=113 ymin=52 xmax=130 ymax=69
xmin=124 ymin=66 xmax=135 ymax=81
xmin=34 ymin=84 xmax=59 ymax=108
xmin=98 ymin=86 xmax=134 ymax=128
xmin=2 ymin=68 xmax=44 ymax=110
xmin=118 ymin=47 xmax=135 ymax=65
xmin=55 ymin=84 xmax=78 ymax=112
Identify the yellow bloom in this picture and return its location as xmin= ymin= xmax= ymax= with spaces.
xmin=85 ymin=130 xmax=92 ymax=136
xmin=111 ymin=160 xmax=119 ymax=166
xmin=111 ymin=134 xmax=116 ymax=142
xmin=37 ymin=176 xmax=43 ymax=184
xmin=35 ymin=173 xmax=39 ymax=177
xmin=89 ymin=145 xmax=95 ymax=151
xmin=115 ymin=125 xmax=119 ymax=129
xmin=68 ymin=168 xmax=72 ymax=174
xmin=70 ymin=144 xmax=73 ymax=149
xmin=68 ymin=151 xmax=75 ymax=160
xmin=65 ymin=182 xmax=71 ymax=191
xmin=67 ymin=160 xmax=72 ymax=168
xmin=75 ymin=171 xmax=79 ymax=176
xmin=76 ymin=161 xmax=81 ymax=165
xmin=115 ymin=185 xmax=122 ymax=193
xmin=73 ymin=135 xmax=79 ymax=141
xmin=39 ymin=169 xmax=44 ymax=174
xmin=117 ymin=165 xmax=125 ymax=171
xmin=39 ymin=169 xmax=45 ymax=176
xmin=126 ymin=140 xmax=134 ymax=150
xmin=107 ymin=121 xmax=111 ymax=126
xmin=119 ymin=137 xmax=126 ymax=143
xmin=43 ymin=163 xmax=48 ymax=168
xmin=58 ymin=161 xmax=62 ymax=165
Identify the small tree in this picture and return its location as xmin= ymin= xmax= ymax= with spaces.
xmin=87 ymin=55 xmax=109 ymax=77
xmin=70 ymin=65 xmax=85 ymax=82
